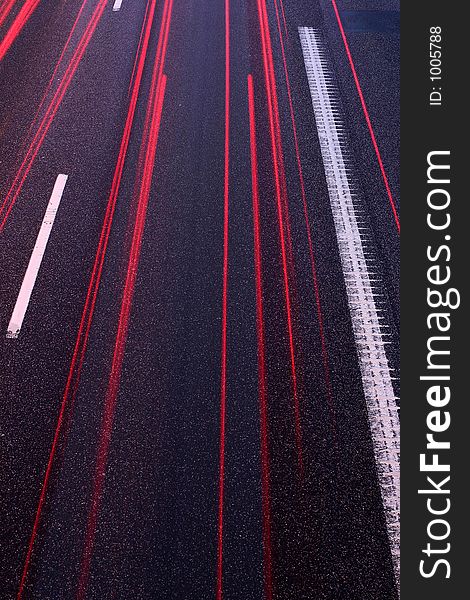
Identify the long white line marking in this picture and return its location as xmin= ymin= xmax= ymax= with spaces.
xmin=112 ymin=0 xmax=123 ymax=11
xmin=7 ymin=174 xmax=68 ymax=339
xmin=299 ymin=27 xmax=400 ymax=588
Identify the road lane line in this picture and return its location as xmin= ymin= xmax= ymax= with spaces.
xmin=112 ymin=0 xmax=123 ymax=11
xmin=299 ymin=26 xmax=400 ymax=588
xmin=7 ymin=174 xmax=68 ymax=340
xmin=329 ymin=0 xmax=400 ymax=233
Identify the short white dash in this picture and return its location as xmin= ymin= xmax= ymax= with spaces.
xmin=7 ymin=174 xmax=68 ymax=339
xmin=112 ymin=0 xmax=123 ymax=11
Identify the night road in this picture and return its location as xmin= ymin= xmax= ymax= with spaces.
xmin=0 ymin=0 xmax=400 ymax=598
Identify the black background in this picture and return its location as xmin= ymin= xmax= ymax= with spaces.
xmin=401 ymin=2 xmax=467 ymax=597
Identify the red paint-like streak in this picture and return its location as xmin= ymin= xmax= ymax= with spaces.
xmin=0 ymin=0 xmax=41 ymax=61
xmin=24 ymin=0 xmax=89 ymax=149
xmin=255 ymin=0 xmax=303 ymax=474
xmin=76 ymin=73 xmax=167 ymax=600
xmin=0 ymin=0 xmax=109 ymax=232
xmin=16 ymin=4 xmax=158 ymax=597
xmin=128 ymin=0 xmax=152 ymax=96
xmin=248 ymin=74 xmax=273 ymax=600
xmin=330 ymin=0 xmax=400 ymax=233
xmin=272 ymin=0 xmax=337 ymax=439
xmin=0 ymin=0 xmax=17 ymax=28
xmin=76 ymin=0 xmax=174 ymax=592
xmin=277 ymin=0 xmax=288 ymax=40
xmin=121 ymin=0 xmax=172 ymax=250
xmin=259 ymin=2 xmax=293 ymax=270
xmin=62 ymin=0 xmax=163 ymax=427
xmin=134 ymin=0 xmax=173 ymax=182
xmin=217 ymin=0 xmax=230 ymax=597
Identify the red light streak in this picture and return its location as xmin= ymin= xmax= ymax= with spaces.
xmin=16 ymin=3 xmax=159 ymax=596
xmin=0 ymin=0 xmax=108 ymax=232
xmin=248 ymin=73 xmax=274 ymax=600
xmin=278 ymin=0 xmax=288 ymax=40
xmin=330 ymin=0 xmax=400 ymax=233
xmin=216 ymin=0 xmax=230 ymax=597
xmin=0 ymin=0 xmax=41 ymax=62
xmin=76 ymin=72 xmax=167 ymax=600
xmin=0 ymin=0 xmax=17 ymax=28
xmin=135 ymin=0 xmax=173 ymax=181
xmin=255 ymin=0 xmax=303 ymax=474
xmin=128 ymin=0 xmax=152 ymax=96
xmin=76 ymin=0 xmax=174 ymax=592
xmin=24 ymin=0 xmax=89 ymax=149
xmin=273 ymin=0 xmax=337 ymax=439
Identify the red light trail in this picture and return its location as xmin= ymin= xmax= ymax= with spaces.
xmin=272 ymin=0 xmax=337 ymax=441
xmin=255 ymin=0 xmax=303 ymax=475
xmin=0 ymin=0 xmax=108 ymax=232
xmin=0 ymin=0 xmax=41 ymax=62
xmin=128 ymin=0 xmax=152 ymax=96
xmin=0 ymin=0 xmax=17 ymax=28
xmin=76 ymin=71 xmax=168 ymax=600
xmin=16 ymin=1 xmax=160 ymax=595
xmin=248 ymin=73 xmax=274 ymax=600
xmin=24 ymin=0 xmax=89 ymax=149
xmin=278 ymin=0 xmax=288 ymax=40
xmin=330 ymin=0 xmax=400 ymax=233
xmin=76 ymin=0 xmax=174 ymax=594
xmin=0 ymin=0 xmax=401 ymax=595
xmin=216 ymin=0 xmax=230 ymax=597
xmin=135 ymin=0 xmax=173 ymax=182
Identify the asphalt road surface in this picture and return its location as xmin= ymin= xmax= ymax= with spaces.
xmin=0 ymin=1 xmax=400 ymax=598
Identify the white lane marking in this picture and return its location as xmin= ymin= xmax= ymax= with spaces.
xmin=112 ymin=0 xmax=123 ymax=11
xmin=299 ymin=27 xmax=400 ymax=587
xmin=6 ymin=174 xmax=68 ymax=339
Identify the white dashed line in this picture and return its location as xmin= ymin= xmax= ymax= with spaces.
xmin=7 ymin=174 xmax=68 ymax=339
xmin=112 ymin=0 xmax=123 ymax=11
xmin=299 ymin=26 xmax=400 ymax=588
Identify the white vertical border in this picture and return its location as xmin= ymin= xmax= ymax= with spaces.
xmin=7 ymin=174 xmax=68 ymax=339
xmin=299 ymin=27 xmax=400 ymax=588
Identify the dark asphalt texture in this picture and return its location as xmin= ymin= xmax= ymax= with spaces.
xmin=0 ymin=1 xmax=399 ymax=598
